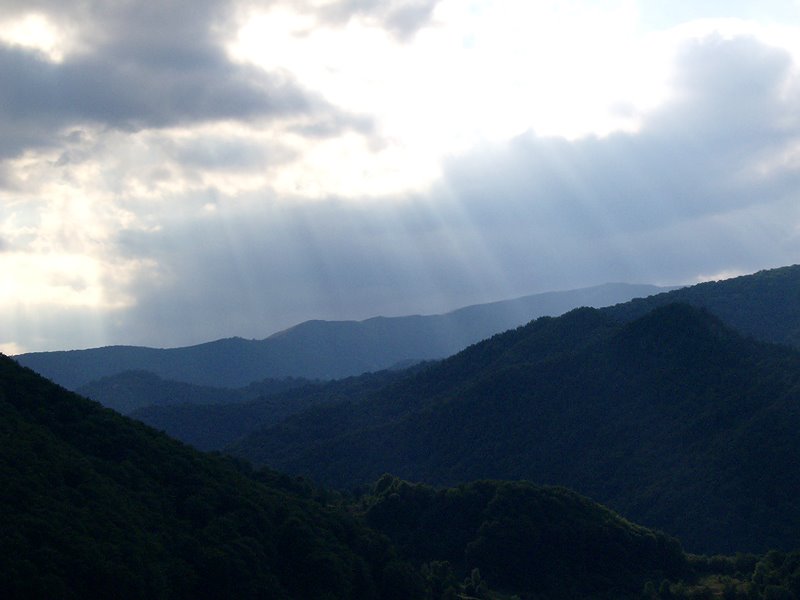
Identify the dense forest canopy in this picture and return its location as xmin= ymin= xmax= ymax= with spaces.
xmin=3 ymin=327 xmax=800 ymax=597
xmin=228 ymin=303 xmax=800 ymax=554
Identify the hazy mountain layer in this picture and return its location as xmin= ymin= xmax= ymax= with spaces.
xmin=0 ymin=353 xmax=409 ymax=599
xmin=76 ymin=370 xmax=313 ymax=415
xmin=16 ymin=282 xmax=666 ymax=389
xmin=130 ymin=369 xmax=410 ymax=451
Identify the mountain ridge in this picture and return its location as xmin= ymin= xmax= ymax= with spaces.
xmin=8 ymin=350 xmax=760 ymax=599
xmin=15 ymin=282 xmax=667 ymax=389
xmin=227 ymin=302 xmax=800 ymax=554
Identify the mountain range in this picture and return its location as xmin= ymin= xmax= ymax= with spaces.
xmin=31 ymin=264 xmax=800 ymax=556
xmin=15 ymin=282 xmax=667 ymax=389
xmin=225 ymin=302 xmax=800 ymax=554
xmin=5 ymin=264 xmax=800 ymax=596
xmin=1 ymin=351 xmax=718 ymax=599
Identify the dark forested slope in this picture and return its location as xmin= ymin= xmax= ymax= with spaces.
xmin=5 ymin=351 xmax=800 ymax=598
xmin=603 ymin=264 xmax=800 ymax=347
xmin=90 ymin=264 xmax=800 ymax=456
xmin=131 ymin=369 xmax=412 ymax=451
xmin=0 ymin=353 xmax=417 ymax=599
xmin=360 ymin=475 xmax=687 ymax=600
xmin=0 ymin=351 xmax=718 ymax=600
xmin=229 ymin=304 xmax=800 ymax=554
xmin=76 ymin=369 xmax=313 ymax=415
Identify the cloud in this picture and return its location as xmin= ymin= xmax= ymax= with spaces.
xmin=313 ymin=0 xmax=441 ymax=40
xmin=0 ymin=0 xmax=370 ymax=162
xmin=105 ymin=197 xmax=516 ymax=346
xmin=35 ymin=35 xmax=800 ymax=349
xmin=653 ymin=35 xmax=798 ymax=143
xmin=4 ymin=18 xmax=800 ymax=352
xmin=1 ymin=45 xmax=310 ymax=125
xmin=444 ymin=34 xmax=800 ymax=237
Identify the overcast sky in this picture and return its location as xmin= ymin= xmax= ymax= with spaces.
xmin=2 ymin=0 xmax=800 ymax=353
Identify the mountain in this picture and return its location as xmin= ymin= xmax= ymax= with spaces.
xmin=0 ymin=352 xmax=414 ymax=599
xmin=2 ymin=351 xmax=746 ymax=600
xmin=604 ymin=264 xmax=800 ymax=347
xmin=227 ymin=303 xmax=800 ymax=555
xmin=15 ymin=282 xmax=667 ymax=389
xmin=76 ymin=370 xmax=313 ymax=415
xmin=361 ymin=475 xmax=687 ymax=600
xmin=130 ymin=369 xmax=410 ymax=451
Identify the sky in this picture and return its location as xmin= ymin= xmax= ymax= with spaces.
xmin=2 ymin=0 xmax=800 ymax=354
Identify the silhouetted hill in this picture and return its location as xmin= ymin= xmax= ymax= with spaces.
xmin=131 ymin=369 xmax=410 ymax=451
xmin=76 ymin=370 xmax=313 ymax=415
xmin=0 ymin=353 xmax=417 ymax=599
xmin=603 ymin=264 xmax=800 ymax=346
xmin=228 ymin=304 xmax=800 ymax=554
xmin=15 ymin=282 xmax=666 ymax=389
xmin=360 ymin=475 xmax=687 ymax=599
xmin=2 ymin=352 xmax=734 ymax=600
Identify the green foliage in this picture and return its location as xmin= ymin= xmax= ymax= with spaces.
xmin=360 ymin=476 xmax=687 ymax=599
xmin=76 ymin=369 xmax=312 ymax=415
xmin=604 ymin=264 xmax=800 ymax=348
xmin=0 ymin=354 xmax=413 ymax=599
xmin=633 ymin=550 xmax=800 ymax=600
xmin=229 ymin=303 xmax=800 ymax=554
xmin=133 ymin=368 xmax=411 ymax=451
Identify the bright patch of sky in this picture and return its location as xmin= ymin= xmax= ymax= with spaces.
xmin=0 ymin=12 xmax=67 ymax=61
xmin=229 ymin=0 xmax=666 ymax=193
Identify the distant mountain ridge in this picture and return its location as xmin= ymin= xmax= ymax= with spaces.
xmin=15 ymin=282 xmax=667 ymax=389
xmin=101 ymin=264 xmax=800 ymax=467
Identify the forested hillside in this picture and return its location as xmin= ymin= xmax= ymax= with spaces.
xmin=3 ymin=352 xmax=800 ymax=598
xmin=0 ymin=353 xmax=415 ymax=599
xmin=76 ymin=369 xmax=314 ymax=415
xmin=228 ymin=304 xmax=800 ymax=554
xmin=131 ymin=369 xmax=412 ymax=451
xmin=79 ymin=265 xmax=800 ymax=458
xmin=361 ymin=475 xmax=687 ymax=599
xmin=603 ymin=264 xmax=800 ymax=347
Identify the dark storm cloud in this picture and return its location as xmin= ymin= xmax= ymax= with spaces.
xmin=0 ymin=0 xmax=365 ymax=159
xmin=0 ymin=44 xmax=311 ymax=127
xmin=110 ymin=200 xmax=486 ymax=344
